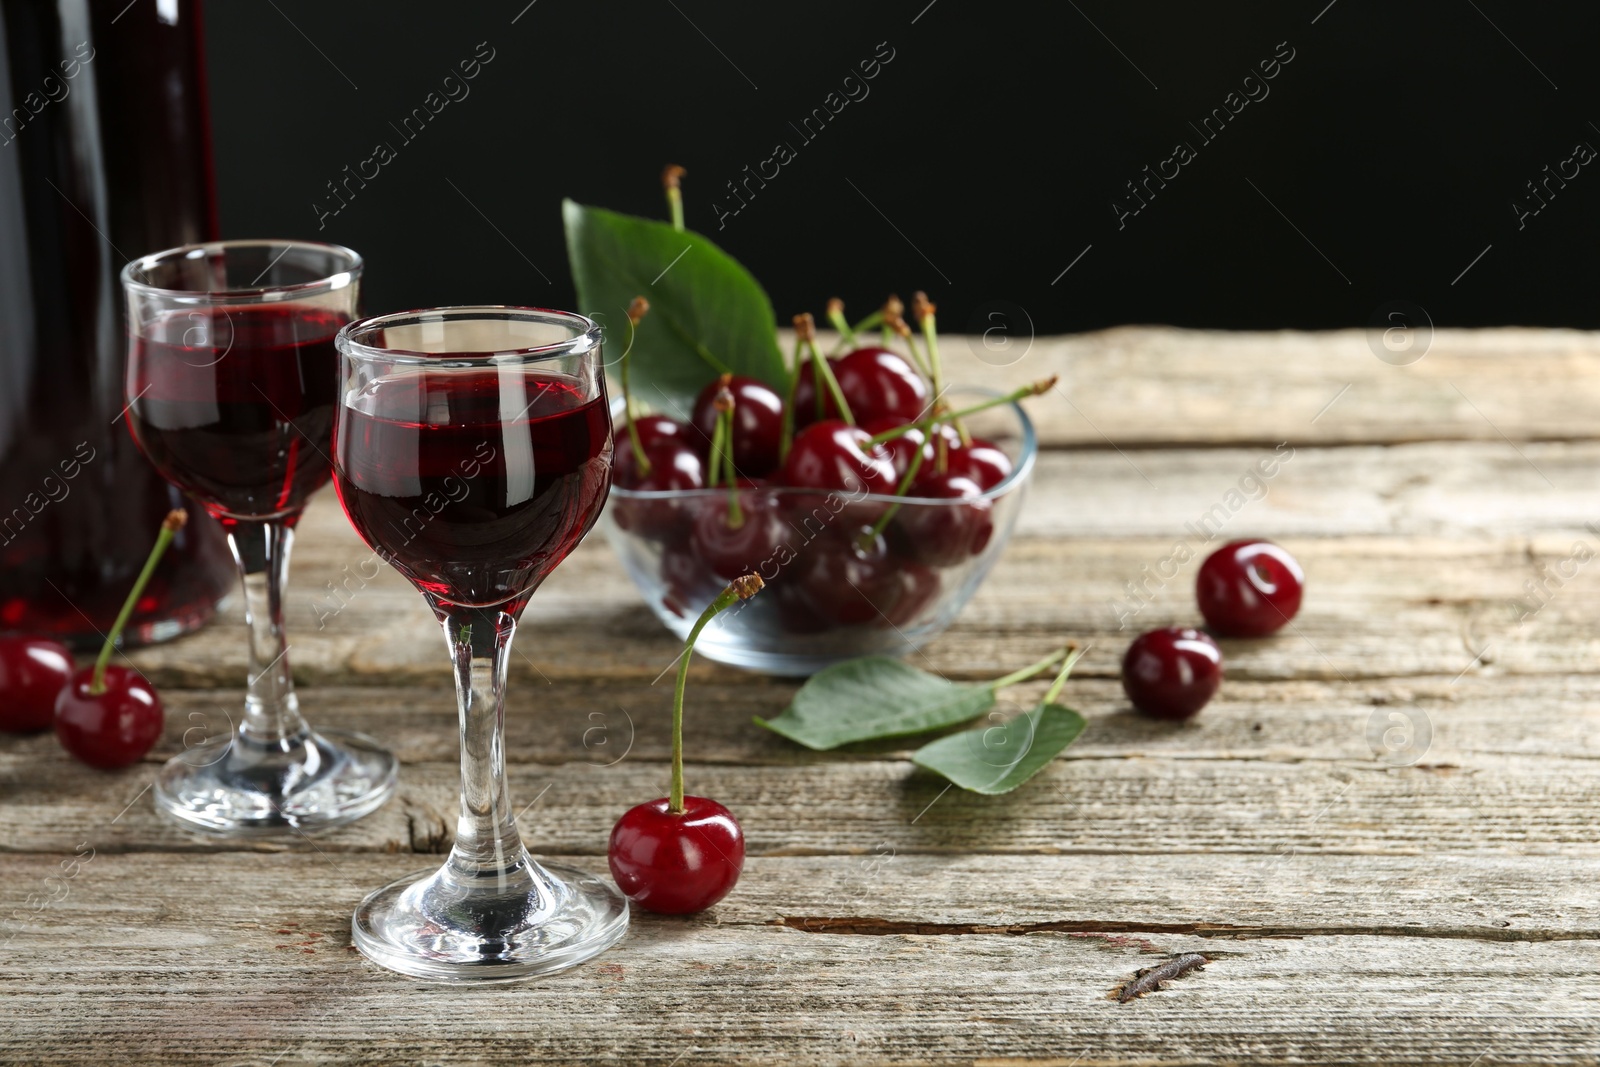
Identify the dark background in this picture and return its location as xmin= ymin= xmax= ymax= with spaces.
xmin=206 ymin=0 xmax=1600 ymax=334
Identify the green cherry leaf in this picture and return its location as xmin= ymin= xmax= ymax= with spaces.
xmin=911 ymin=703 xmax=1086 ymax=795
xmin=755 ymin=658 xmax=998 ymax=751
xmin=562 ymin=200 xmax=787 ymax=413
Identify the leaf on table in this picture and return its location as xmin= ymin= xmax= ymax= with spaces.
xmin=756 ymin=657 xmax=997 ymax=751
xmin=911 ymin=703 xmax=1086 ymax=795
xmin=562 ymin=200 xmax=788 ymax=413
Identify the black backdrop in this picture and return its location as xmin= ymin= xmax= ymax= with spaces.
xmin=206 ymin=0 xmax=1600 ymax=334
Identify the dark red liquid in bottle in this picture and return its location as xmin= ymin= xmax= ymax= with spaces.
xmin=334 ymin=369 xmax=612 ymax=613
xmin=0 ymin=0 xmax=234 ymax=646
xmin=128 ymin=305 xmax=344 ymax=527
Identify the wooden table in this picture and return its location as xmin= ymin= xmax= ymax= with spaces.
xmin=7 ymin=327 xmax=1600 ymax=1064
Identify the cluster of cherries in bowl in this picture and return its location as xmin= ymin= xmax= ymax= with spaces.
xmin=1120 ymin=538 xmax=1306 ymax=721
xmin=612 ymin=298 xmax=1036 ymax=634
xmin=0 ymin=511 xmax=184 ymax=768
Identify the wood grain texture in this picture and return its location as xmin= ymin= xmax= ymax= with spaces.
xmin=6 ymin=327 xmax=1600 ymax=1064
xmin=5 ymin=853 xmax=1600 ymax=1065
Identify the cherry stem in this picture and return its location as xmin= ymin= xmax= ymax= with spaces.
xmin=715 ymin=387 xmax=744 ymax=528
xmin=808 ymin=338 xmax=855 ymax=425
xmin=707 ymin=408 xmax=726 ymax=490
xmin=780 ymin=332 xmax=803 ymax=463
xmin=990 ymin=643 xmax=1077 ymax=693
xmin=915 ymin=293 xmax=968 ymax=446
xmin=849 ymin=309 xmax=884 ymax=338
xmin=865 ymin=436 xmax=927 ymax=542
xmin=663 ymin=164 xmax=686 ymax=232
xmin=671 ymin=575 xmax=764 ymax=812
xmin=866 ymin=377 xmax=1059 ymax=446
xmin=91 ymin=509 xmax=186 ymax=695
xmin=1042 ymin=643 xmax=1085 ymax=704
xmin=826 ymin=298 xmax=855 ymax=350
xmin=621 ymin=296 xmax=652 ymax=476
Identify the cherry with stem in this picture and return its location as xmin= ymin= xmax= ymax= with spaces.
xmin=55 ymin=510 xmax=184 ymax=769
xmin=609 ymin=575 xmax=764 ymax=914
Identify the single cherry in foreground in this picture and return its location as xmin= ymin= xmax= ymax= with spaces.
xmin=1121 ymin=626 xmax=1222 ymax=721
xmin=55 ymin=665 xmax=163 ymax=770
xmin=0 ymin=636 xmax=74 ymax=733
xmin=53 ymin=510 xmax=185 ymax=768
xmin=1196 ymin=539 xmax=1304 ymax=637
xmin=609 ymin=575 xmax=761 ymax=914
xmin=608 ymin=794 xmax=745 ymax=915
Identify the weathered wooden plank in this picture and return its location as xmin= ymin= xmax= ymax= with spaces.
xmin=4 ymin=671 xmax=1597 ymax=771
xmin=3 ymin=883 xmax=1598 ymax=1066
xmin=916 ymin=325 xmax=1600 ymax=447
xmin=116 ymin=501 xmax=1600 ymax=687
xmin=4 ymin=851 xmax=1597 ymax=944
xmin=6 ymin=751 xmax=1598 ymax=858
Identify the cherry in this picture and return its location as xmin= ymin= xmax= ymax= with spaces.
xmin=608 ymin=795 xmax=745 ymax=915
xmin=54 ymin=665 xmax=163 ymax=769
xmin=658 ymin=543 xmax=722 ymax=619
xmin=860 ymin=417 xmax=962 ymax=482
xmin=895 ymin=472 xmax=994 ymax=567
xmin=612 ymin=439 xmax=706 ymax=543
xmin=609 ymin=575 xmax=761 ymax=914
xmin=691 ymin=375 xmax=784 ymax=478
xmin=1196 ymin=539 xmax=1304 ymax=637
xmin=1121 ymin=627 xmax=1222 ymax=721
xmin=883 ymin=561 xmax=942 ymax=628
xmin=0 ymin=636 xmax=74 ymax=732
xmin=690 ymin=489 xmax=791 ymax=581
xmin=777 ymin=420 xmax=896 ymax=499
xmin=631 ymin=414 xmax=689 ymax=453
xmin=51 ymin=509 xmax=184 ymax=769
xmin=797 ymin=527 xmax=905 ymax=626
xmin=793 ymin=347 xmax=929 ymax=427
xmin=943 ymin=438 xmax=1013 ymax=491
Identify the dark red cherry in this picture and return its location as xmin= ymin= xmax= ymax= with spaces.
xmin=690 ymin=376 xmax=785 ymax=478
xmin=798 ymin=527 xmax=904 ymax=626
xmin=631 ymin=414 xmax=690 ymax=453
xmin=658 ymin=543 xmax=722 ymax=619
xmin=943 ymin=438 xmax=1013 ymax=491
xmin=0 ymin=636 xmax=74 ymax=733
xmin=608 ymin=794 xmax=745 ymax=914
xmin=612 ymin=440 xmax=706 ymax=543
xmin=54 ymin=665 xmax=164 ymax=769
xmin=1196 ymin=539 xmax=1304 ymax=637
xmin=896 ymin=472 xmax=994 ymax=567
xmin=689 ymin=489 xmax=792 ymax=581
xmin=793 ymin=347 xmax=929 ymax=427
xmin=883 ymin=562 xmax=942 ymax=628
xmin=1121 ymin=627 xmax=1222 ymax=721
xmin=777 ymin=420 xmax=896 ymax=498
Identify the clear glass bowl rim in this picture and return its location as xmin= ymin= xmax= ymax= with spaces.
xmin=336 ymin=305 xmax=603 ymax=367
xmin=609 ymin=386 xmax=1037 ymax=506
xmin=120 ymin=238 xmax=363 ymax=303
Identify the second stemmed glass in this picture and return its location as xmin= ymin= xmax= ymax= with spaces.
xmin=333 ymin=307 xmax=626 ymax=981
xmin=122 ymin=241 xmax=398 ymax=833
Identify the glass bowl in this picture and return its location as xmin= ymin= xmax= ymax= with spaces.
xmin=600 ymin=388 xmax=1037 ymax=675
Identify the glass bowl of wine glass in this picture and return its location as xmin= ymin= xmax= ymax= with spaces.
xmin=600 ymin=388 xmax=1036 ymax=675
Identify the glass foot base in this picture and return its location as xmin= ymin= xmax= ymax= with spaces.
xmin=353 ymin=860 xmax=630 ymax=982
xmin=154 ymin=727 xmax=398 ymax=835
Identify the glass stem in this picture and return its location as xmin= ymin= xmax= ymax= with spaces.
xmin=227 ymin=521 xmax=309 ymax=745
xmin=440 ymin=606 xmax=536 ymax=893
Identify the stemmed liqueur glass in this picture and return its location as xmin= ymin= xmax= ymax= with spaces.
xmin=122 ymin=241 xmax=398 ymax=833
xmin=333 ymin=307 xmax=627 ymax=980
